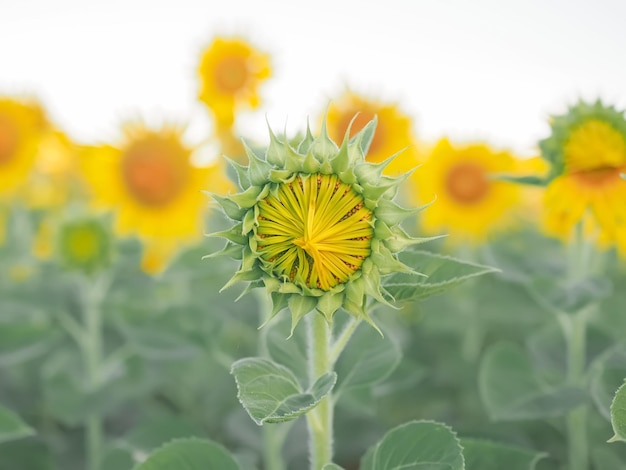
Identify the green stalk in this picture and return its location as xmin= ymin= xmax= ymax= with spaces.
xmin=563 ymin=223 xmax=591 ymax=470
xmin=81 ymin=275 xmax=107 ymax=470
xmin=565 ymin=311 xmax=588 ymax=470
xmin=306 ymin=313 xmax=333 ymax=470
xmin=262 ymin=421 xmax=289 ymax=470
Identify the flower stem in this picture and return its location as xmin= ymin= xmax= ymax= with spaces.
xmin=81 ymin=275 xmax=108 ymax=470
xmin=565 ymin=310 xmax=588 ymax=470
xmin=306 ymin=313 xmax=333 ymax=470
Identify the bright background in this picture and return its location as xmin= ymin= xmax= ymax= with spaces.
xmin=1 ymin=0 xmax=625 ymax=157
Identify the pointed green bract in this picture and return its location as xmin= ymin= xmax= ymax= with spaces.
xmin=206 ymin=116 xmax=429 ymax=332
xmin=608 ymin=381 xmax=626 ymax=443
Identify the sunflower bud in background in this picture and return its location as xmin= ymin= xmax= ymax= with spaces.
xmin=197 ymin=36 xmax=271 ymax=162
xmin=324 ymin=90 xmax=420 ymax=176
xmin=56 ymin=217 xmax=113 ymax=275
xmin=540 ymin=100 xmax=626 ymax=255
xmin=208 ymin=117 xmax=428 ymax=332
xmin=80 ymin=122 xmax=232 ymax=274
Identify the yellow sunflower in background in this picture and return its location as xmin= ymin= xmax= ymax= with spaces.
xmin=325 ymin=90 xmax=420 ymax=175
xmin=81 ymin=123 xmax=232 ymax=274
xmin=540 ymin=100 xmax=626 ymax=254
xmin=412 ymin=138 xmax=524 ymax=243
xmin=0 ymin=97 xmax=47 ymax=201
xmin=197 ymin=37 xmax=271 ymax=129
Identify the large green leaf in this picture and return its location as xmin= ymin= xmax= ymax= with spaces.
xmin=609 ymin=381 xmax=626 ymax=443
xmin=461 ymin=438 xmax=546 ymax=470
xmin=0 ymin=406 xmax=34 ymax=444
xmin=590 ymin=345 xmax=626 ymax=421
xmin=384 ymin=250 xmax=497 ymax=302
xmin=133 ymin=438 xmax=239 ymax=470
xmin=231 ymin=357 xmax=336 ymax=425
xmin=479 ymin=342 xmax=586 ymax=421
xmin=334 ymin=323 xmax=401 ymax=396
xmin=361 ymin=420 xmax=464 ymax=470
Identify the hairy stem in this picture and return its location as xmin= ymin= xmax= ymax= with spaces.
xmin=306 ymin=313 xmax=333 ymax=470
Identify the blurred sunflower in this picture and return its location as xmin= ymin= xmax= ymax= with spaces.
xmin=81 ymin=123 xmax=232 ymax=273
xmin=57 ymin=217 xmax=113 ymax=274
xmin=325 ymin=91 xmax=419 ymax=175
xmin=540 ymin=100 xmax=626 ymax=254
xmin=412 ymin=138 xmax=524 ymax=243
xmin=197 ymin=37 xmax=271 ymax=129
xmin=0 ymin=97 xmax=47 ymax=201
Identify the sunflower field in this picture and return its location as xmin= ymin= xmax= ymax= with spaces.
xmin=2 ymin=3 xmax=626 ymax=470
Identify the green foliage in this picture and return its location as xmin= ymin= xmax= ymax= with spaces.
xmin=0 ymin=405 xmax=34 ymax=444
xmin=461 ymin=439 xmax=546 ymax=470
xmin=384 ymin=250 xmax=498 ymax=302
xmin=360 ymin=420 xmax=464 ymax=470
xmin=609 ymin=382 xmax=626 ymax=443
xmin=231 ymin=357 xmax=336 ymax=425
xmin=479 ymin=342 xmax=587 ymax=421
xmin=133 ymin=438 xmax=240 ymax=470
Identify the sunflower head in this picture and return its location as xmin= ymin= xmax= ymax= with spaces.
xmin=539 ymin=100 xmax=626 ymax=253
xmin=197 ymin=37 xmax=271 ymax=128
xmin=57 ymin=217 xmax=113 ymax=274
xmin=540 ymin=100 xmax=626 ymax=180
xmin=81 ymin=122 xmax=231 ymax=274
xmin=207 ymin=117 xmax=428 ymax=333
xmin=325 ymin=91 xmax=419 ymax=175
xmin=412 ymin=138 xmax=522 ymax=243
xmin=0 ymin=97 xmax=48 ymax=200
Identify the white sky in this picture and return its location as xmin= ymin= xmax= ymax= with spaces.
xmin=1 ymin=0 xmax=625 ymax=158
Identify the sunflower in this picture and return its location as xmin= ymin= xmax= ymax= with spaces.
xmin=0 ymin=97 xmax=47 ymax=201
xmin=540 ymin=100 xmax=626 ymax=254
xmin=81 ymin=123 xmax=232 ymax=273
xmin=411 ymin=138 xmax=524 ymax=243
xmin=197 ymin=37 xmax=271 ymax=128
xmin=208 ymin=117 xmax=427 ymax=332
xmin=57 ymin=217 xmax=113 ymax=274
xmin=325 ymin=90 xmax=419 ymax=175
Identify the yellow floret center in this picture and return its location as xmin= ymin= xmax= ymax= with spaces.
xmin=121 ymin=138 xmax=189 ymax=207
xmin=444 ymin=161 xmax=490 ymax=205
xmin=0 ymin=113 xmax=19 ymax=165
xmin=256 ymin=173 xmax=373 ymax=291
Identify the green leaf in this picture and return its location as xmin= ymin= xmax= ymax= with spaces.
xmin=479 ymin=342 xmax=586 ymax=421
xmin=461 ymin=438 xmax=546 ymax=470
xmin=361 ymin=420 xmax=464 ymax=470
xmin=529 ymin=275 xmax=612 ymax=315
xmin=0 ymin=405 xmax=34 ymax=444
xmin=231 ymin=357 xmax=336 ymax=425
xmin=384 ymin=250 xmax=498 ymax=302
xmin=590 ymin=344 xmax=626 ymax=421
xmin=334 ymin=323 xmax=401 ymax=395
xmin=133 ymin=438 xmax=240 ymax=470
xmin=609 ymin=381 xmax=626 ymax=443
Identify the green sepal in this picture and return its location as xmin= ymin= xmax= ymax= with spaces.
xmin=220 ymin=266 xmax=264 ymax=292
xmin=384 ymin=227 xmax=446 ymax=253
xmin=297 ymin=121 xmax=315 ymax=155
xmin=351 ymin=115 xmax=377 ymax=157
xmin=235 ymin=280 xmax=264 ymax=302
xmin=224 ymin=156 xmax=250 ymax=190
xmin=310 ymin=118 xmax=339 ymax=162
xmin=228 ymin=185 xmax=267 ymax=209
xmin=303 ymin=150 xmax=321 ymax=173
xmin=316 ymin=291 xmax=344 ymax=322
xmin=205 ymin=192 xmax=247 ymax=220
xmin=244 ymin=140 xmax=273 ymax=186
xmin=242 ymin=209 xmax=256 ymax=234
xmin=288 ymin=295 xmax=318 ymax=335
xmin=202 ymin=243 xmax=242 ymax=260
xmin=370 ymin=240 xmax=419 ymax=276
xmin=266 ymin=123 xmax=287 ymax=167
xmin=375 ymin=198 xmax=421 ymax=226
xmin=206 ymin=223 xmax=247 ymax=245
xmin=331 ymin=134 xmax=351 ymax=174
